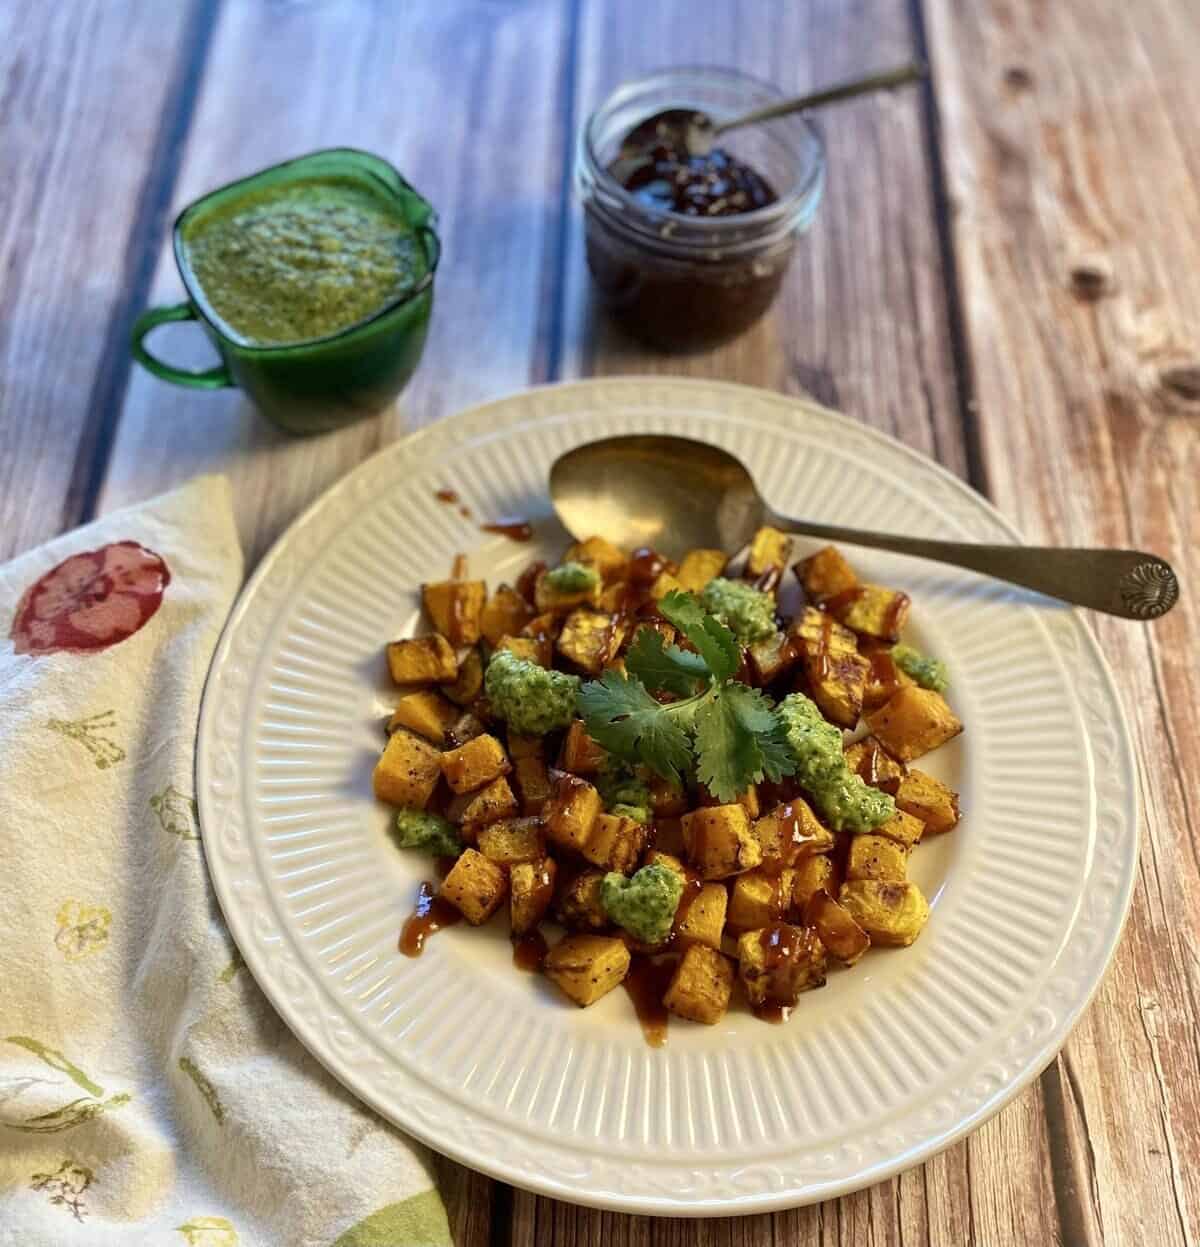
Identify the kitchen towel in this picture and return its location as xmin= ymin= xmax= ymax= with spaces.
xmin=0 ymin=476 xmax=450 ymax=1247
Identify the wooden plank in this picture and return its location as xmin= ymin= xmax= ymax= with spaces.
xmin=97 ymin=0 xmax=572 ymax=566
xmin=923 ymin=0 xmax=1200 ymax=1244
xmin=506 ymin=1 xmax=1056 ymax=1244
xmin=0 ymin=0 xmax=213 ymax=561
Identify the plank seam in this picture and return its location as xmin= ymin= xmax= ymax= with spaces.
xmin=533 ymin=0 xmax=583 ymax=385
xmin=907 ymin=0 xmax=987 ymax=496
xmin=61 ymin=0 xmax=223 ymax=528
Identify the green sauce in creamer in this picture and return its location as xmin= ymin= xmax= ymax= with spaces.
xmin=181 ymin=176 xmax=425 ymax=345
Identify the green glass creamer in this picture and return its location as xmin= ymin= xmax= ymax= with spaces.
xmin=131 ymin=149 xmax=439 ymax=435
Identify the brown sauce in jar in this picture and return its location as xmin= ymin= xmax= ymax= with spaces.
xmin=399 ymin=882 xmax=461 ymax=956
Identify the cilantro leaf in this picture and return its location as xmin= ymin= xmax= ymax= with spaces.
xmin=624 ymin=626 xmax=709 ymax=696
xmin=693 ymin=684 xmax=797 ymax=802
xmin=723 ymin=684 xmax=796 ymax=784
xmin=658 ymin=590 xmax=740 ymax=682
xmin=577 ymin=670 xmax=695 ymax=787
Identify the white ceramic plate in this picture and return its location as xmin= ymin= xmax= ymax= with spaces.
xmin=197 ymin=378 xmax=1137 ymax=1216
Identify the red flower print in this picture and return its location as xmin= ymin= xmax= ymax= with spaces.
xmin=10 ymin=541 xmax=171 ymax=657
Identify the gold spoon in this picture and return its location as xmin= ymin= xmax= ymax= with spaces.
xmin=549 ymin=435 xmax=1179 ymax=620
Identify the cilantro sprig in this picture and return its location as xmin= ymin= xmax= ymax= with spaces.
xmin=576 ymin=591 xmax=795 ymax=802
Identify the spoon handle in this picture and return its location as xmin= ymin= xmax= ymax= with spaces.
xmin=766 ymin=515 xmax=1179 ymax=619
xmin=711 ymin=62 xmax=927 ymax=138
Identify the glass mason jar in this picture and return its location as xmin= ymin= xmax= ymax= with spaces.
xmin=577 ymin=68 xmax=825 ymax=352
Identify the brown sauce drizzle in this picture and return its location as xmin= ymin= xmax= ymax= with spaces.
xmin=868 ymin=649 xmax=901 ymax=701
xmin=824 ymin=586 xmax=865 ymax=618
xmin=753 ymin=1002 xmax=792 ymax=1024
xmin=622 ymin=956 xmax=677 ymax=1048
xmin=512 ymin=928 xmax=549 ymax=972
xmin=450 ymin=553 xmax=469 ymax=581
xmin=435 ymin=488 xmax=459 ymax=504
xmin=880 ymin=591 xmax=910 ymax=641
xmin=459 ymin=506 xmax=472 ymax=519
xmin=628 ymin=547 xmax=670 ymax=586
xmin=775 ymin=803 xmax=827 ymax=867
xmin=400 ymin=882 xmax=461 ymax=957
xmin=481 ymin=517 xmax=533 ymax=542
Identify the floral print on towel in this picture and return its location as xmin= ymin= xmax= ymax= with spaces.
xmin=10 ymin=540 xmax=170 ymax=656
xmin=54 ymin=901 xmax=112 ymax=961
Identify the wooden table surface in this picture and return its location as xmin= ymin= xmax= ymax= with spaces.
xmin=4 ymin=1 xmax=1197 ymax=1242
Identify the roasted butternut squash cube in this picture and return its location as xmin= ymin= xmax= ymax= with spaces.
xmin=519 ymin=611 xmax=562 ymax=645
xmin=555 ymin=869 xmax=609 ymax=931
xmin=737 ymin=924 xmax=827 ymax=1007
xmin=558 ymin=721 xmax=606 ymax=775
xmin=873 ymin=808 xmax=925 ymax=848
xmin=676 ymin=548 xmax=728 ymax=593
xmin=649 ymin=570 xmax=683 ymax=600
xmin=843 ymin=736 xmax=908 ymax=788
xmin=893 ymin=769 xmax=960 ymax=834
xmin=440 ymin=733 xmax=510 ymax=794
xmin=676 ymin=882 xmax=727 ymax=951
xmin=495 ymin=635 xmax=547 ymax=666
xmin=506 ymin=733 xmax=541 ymax=760
xmin=581 ymin=812 xmax=647 ymax=874
xmin=746 ymin=631 xmax=799 ymax=686
xmin=557 ymin=609 xmax=625 ymax=675
xmin=387 ymin=689 xmax=457 ymax=743
xmin=534 ymin=570 xmax=601 ymax=614
xmin=701 ymin=784 xmax=760 ymax=819
xmin=846 ymin=833 xmax=909 ymax=882
xmin=386 ymin=635 xmax=458 ymax=685
xmin=513 ymin=754 xmax=552 ymax=815
xmin=792 ymin=854 xmax=839 ymax=909
xmin=727 ymin=869 xmax=795 ymax=931
xmin=510 ymin=857 xmax=557 ymax=935
xmin=480 ymin=584 xmax=534 ymax=646
xmin=752 ymin=799 xmax=834 ymax=870
xmin=681 ymin=804 xmax=762 ymax=879
xmin=543 ymin=773 xmax=602 ymax=852
xmin=457 ymin=776 xmax=518 ymax=831
xmin=803 ymin=888 xmax=870 ymax=965
xmin=564 ymin=536 xmax=628 ymax=583
xmin=839 ymin=880 xmax=930 ymax=946
xmin=664 ymin=944 xmax=735 ymax=1025
xmin=423 ymin=579 xmax=487 ymax=646
xmin=834 ymin=585 xmax=911 ymax=643
xmin=477 ymin=816 xmax=544 ymax=865
xmin=867 ymin=686 xmax=962 ymax=761
xmin=443 ymin=647 xmax=484 ymax=706
xmin=747 ymin=526 xmax=792 ymax=579
xmin=789 ymin=605 xmax=858 ymax=653
xmin=642 ymin=849 xmax=685 ymax=877
xmin=544 ymin=934 xmax=630 ymax=1007
xmin=797 ymin=546 xmax=858 ymax=604
xmin=803 ymin=647 xmax=870 ymax=729
xmin=373 ymin=730 xmax=442 ymax=809
xmin=440 ymin=848 xmax=508 ymax=925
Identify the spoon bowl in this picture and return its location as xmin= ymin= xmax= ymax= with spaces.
xmin=549 ymin=434 xmax=1179 ymax=620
